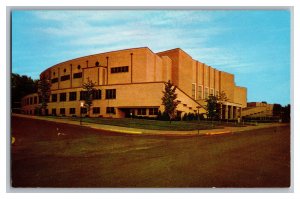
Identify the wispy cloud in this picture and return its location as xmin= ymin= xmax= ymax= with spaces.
xmin=32 ymin=11 xmax=227 ymax=61
xmin=13 ymin=10 xmax=290 ymax=105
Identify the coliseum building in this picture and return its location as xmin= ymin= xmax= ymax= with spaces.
xmin=21 ymin=47 xmax=247 ymax=119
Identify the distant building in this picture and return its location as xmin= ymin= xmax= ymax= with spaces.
xmin=242 ymin=102 xmax=274 ymax=118
xmin=21 ymin=47 xmax=247 ymax=119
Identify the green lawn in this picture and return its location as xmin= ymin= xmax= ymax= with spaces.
xmin=45 ymin=116 xmax=248 ymax=131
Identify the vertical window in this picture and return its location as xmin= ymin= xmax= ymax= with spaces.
xmin=198 ymin=85 xmax=203 ymax=100
xmin=205 ymin=87 xmax=209 ymax=99
xmin=192 ymin=83 xmax=196 ymax=99
xmin=137 ymin=108 xmax=147 ymax=115
xmin=105 ymin=89 xmax=116 ymax=99
xmin=215 ymin=91 xmax=219 ymax=97
xmin=93 ymin=89 xmax=101 ymax=100
xmin=149 ymin=108 xmax=159 ymax=115
xmin=52 ymin=94 xmax=57 ymax=102
xmin=69 ymin=92 xmax=77 ymax=101
xmin=60 ymin=93 xmax=67 ymax=102
xmin=69 ymin=108 xmax=76 ymax=115
xmin=30 ymin=97 xmax=33 ymax=105
xmin=34 ymin=96 xmax=37 ymax=104
xmin=93 ymin=107 xmax=100 ymax=114
xmin=80 ymin=91 xmax=87 ymax=100
xmin=60 ymin=108 xmax=66 ymax=115
xmin=106 ymin=107 xmax=115 ymax=114
xmin=52 ymin=108 xmax=56 ymax=115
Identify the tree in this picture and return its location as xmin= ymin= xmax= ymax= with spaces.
xmin=205 ymin=94 xmax=219 ymax=120
xmin=217 ymin=91 xmax=228 ymax=102
xmin=205 ymin=91 xmax=228 ymax=120
xmin=282 ymin=104 xmax=290 ymax=123
xmin=11 ymin=73 xmax=38 ymax=111
xmin=273 ymin=103 xmax=282 ymax=117
xmin=161 ymin=80 xmax=179 ymax=123
xmin=82 ymin=78 xmax=96 ymax=117
xmin=37 ymin=74 xmax=51 ymax=115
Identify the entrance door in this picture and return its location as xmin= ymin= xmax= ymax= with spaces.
xmin=123 ymin=108 xmax=134 ymax=118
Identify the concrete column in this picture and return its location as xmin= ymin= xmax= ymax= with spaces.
xmin=233 ymin=106 xmax=237 ymax=119
xmin=225 ymin=105 xmax=228 ymax=120
xmin=230 ymin=105 xmax=234 ymax=120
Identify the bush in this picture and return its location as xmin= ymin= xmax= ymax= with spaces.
xmin=187 ymin=113 xmax=194 ymax=121
xmin=182 ymin=113 xmax=188 ymax=121
xmin=156 ymin=111 xmax=170 ymax=121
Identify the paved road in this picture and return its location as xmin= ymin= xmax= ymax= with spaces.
xmin=11 ymin=116 xmax=290 ymax=188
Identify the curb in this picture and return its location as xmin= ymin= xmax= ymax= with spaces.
xmin=205 ymin=131 xmax=232 ymax=135
xmin=105 ymin=128 xmax=142 ymax=135
xmin=12 ymin=114 xmax=289 ymax=137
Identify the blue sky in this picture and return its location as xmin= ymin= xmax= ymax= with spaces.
xmin=12 ymin=10 xmax=291 ymax=105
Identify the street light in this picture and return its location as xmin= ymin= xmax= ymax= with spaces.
xmin=196 ymin=106 xmax=201 ymax=135
xmin=80 ymin=101 xmax=84 ymax=125
xmin=196 ymin=106 xmax=201 ymax=121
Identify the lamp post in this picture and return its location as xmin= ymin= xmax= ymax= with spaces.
xmin=196 ymin=106 xmax=201 ymax=135
xmin=196 ymin=106 xmax=201 ymax=121
xmin=80 ymin=101 xmax=84 ymax=125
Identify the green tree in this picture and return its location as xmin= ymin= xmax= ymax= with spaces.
xmin=273 ymin=103 xmax=282 ymax=117
xmin=205 ymin=94 xmax=219 ymax=120
xmin=82 ymin=78 xmax=96 ymax=117
xmin=205 ymin=91 xmax=228 ymax=120
xmin=217 ymin=91 xmax=228 ymax=102
xmin=161 ymin=80 xmax=179 ymax=123
xmin=37 ymin=74 xmax=51 ymax=115
xmin=11 ymin=73 xmax=38 ymax=111
xmin=282 ymin=104 xmax=290 ymax=123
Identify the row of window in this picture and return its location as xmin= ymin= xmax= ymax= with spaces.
xmin=192 ymin=84 xmax=219 ymax=100
xmin=23 ymin=107 xmax=159 ymax=117
xmin=111 ymin=66 xmax=129 ymax=74
xmin=51 ymin=107 xmax=115 ymax=115
xmin=51 ymin=89 xmax=116 ymax=102
xmin=51 ymin=64 xmax=129 ymax=84
xmin=137 ymin=108 xmax=159 ymax=115
xmin=52 ymin=62 xmax=102 ymax=77
xmin=23 ymin=96 xmax=38 ymax=106
xmin=51 ymin=72 xmax=83 ymax=83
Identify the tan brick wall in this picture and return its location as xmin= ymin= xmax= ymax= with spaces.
xmin=161 ymin=56 xmax=172 ymax=82
xmin=234 ymin=86 xmax=247 ymax=107
xmin=220 ymin=71 xmax=235 ymax=102
xmin=29 ymin=47 xmax=247 ymax=118
xmin=157 ymin=49 xmax=180 ymax=86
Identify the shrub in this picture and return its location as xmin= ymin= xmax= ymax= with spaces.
xmin=182 ymin=113 xmax=188 ymax=121
xmin=156 ymin=111 xmax=170 ymax=121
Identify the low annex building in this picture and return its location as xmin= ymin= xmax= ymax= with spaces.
xmin=242 ymin=102 xmax=274 ymax=118
xmin=21 ymin=47 xmax=247 ymax=119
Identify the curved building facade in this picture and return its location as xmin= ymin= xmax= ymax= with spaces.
xmin=21 ymin=47 xmax=247 ymax=119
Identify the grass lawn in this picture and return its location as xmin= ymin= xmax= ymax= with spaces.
xmin=45 ymin=116 xmax=248 ymax=131
xmin=11 ymin=116 xmax=290 ymax=187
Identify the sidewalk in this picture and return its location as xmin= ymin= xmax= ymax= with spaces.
xmin=12 ymin=113 xmax=289 ymax=136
